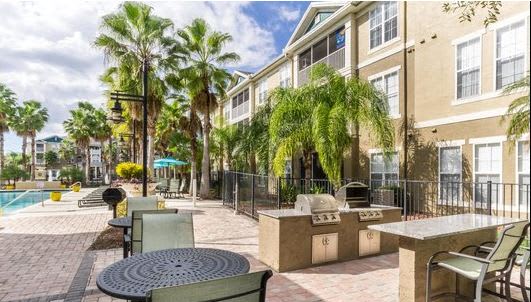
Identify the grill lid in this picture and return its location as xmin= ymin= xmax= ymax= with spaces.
xmin=295 ymin=194 xmax=339 ymax=214
xmin=335 ymin=182 xmax=370 ymax=208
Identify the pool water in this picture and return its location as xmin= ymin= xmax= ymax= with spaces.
xmin=0 ymin=190 xmax=69 ymax=215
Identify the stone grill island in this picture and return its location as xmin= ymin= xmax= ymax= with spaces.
xmin=258 ymin=195 xmax=402 ymax=272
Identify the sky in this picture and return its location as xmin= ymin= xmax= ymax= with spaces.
xmin=0 ymin=0 xmax=310 ymax=153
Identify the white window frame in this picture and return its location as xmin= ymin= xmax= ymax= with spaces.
xmin=493 ymin=18 xmax=528 ymax=92
xmin=515 ymin=137 xmax=530 ymax=209
xmin=368 ymin=1 xmax=399 ymax=52
xmin=279 ymin=63 xmax=291 ymax=88
xmin=368 ymin=65 xmax=401 ymax=119
xmin=471 ymin=138 xmax=504 ymax=207
xmin=437 ymin=143 xmax=463 ymax=205
xmin=369 ymin=151 xmax=399 ymax=188
xmin=454 ymin=35 xmax=482 ymax=101
xmin=231 ymin=88 xmax=250 ymax=122
xmin=258 ymin=79 xmax=268 ymax=105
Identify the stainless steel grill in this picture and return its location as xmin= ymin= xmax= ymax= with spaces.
xmin=294 ymin=194 xmax=341 ymax=225
xmin=335 ymin=182 xmax=370 ymax=209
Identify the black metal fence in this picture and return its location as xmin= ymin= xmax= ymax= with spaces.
xmin=222 ymin=171 xmax=530 ymax=221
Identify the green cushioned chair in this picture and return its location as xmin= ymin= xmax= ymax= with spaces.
xmin=126 ymin=196 xmax=158 ymax=217
xmin=146 ymin=270 xmax=273 ymax=302
xmin=426 ymin=222 xmax=530 ymax=302
xmin=166 ymin=179 xmax=180 ymax=199
xmin=141 ymin=213 xmax=194 ymax=253
xmin=130 ymin=209 xmax=179 ymax=255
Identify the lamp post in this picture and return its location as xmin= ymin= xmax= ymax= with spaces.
xmin=109 ymin=61 xmax=149 ymax=197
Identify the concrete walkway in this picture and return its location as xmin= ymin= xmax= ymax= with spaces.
xmin=0 ymin=191 xmax=527 ymax=302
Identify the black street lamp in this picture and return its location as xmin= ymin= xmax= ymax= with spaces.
xmin=109 ymin=61 xmax=149 ymax=197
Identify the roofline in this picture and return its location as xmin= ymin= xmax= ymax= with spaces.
xmin=286 ymin=1 xmax=349 ymax=47
xmin=286 ymin=1 xmax=368 ymax=54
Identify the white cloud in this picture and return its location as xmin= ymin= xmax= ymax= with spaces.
xmin=276 ymin=5 xmax=302 ymax=22
xmin=0 ymin=1 xmax=278 ymax=152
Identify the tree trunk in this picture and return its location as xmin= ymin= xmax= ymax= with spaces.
xmin=100 ymin=141 xmax=106 ymax=184
xmin=200 ymin=94 xmax=211 ymax=198
xmin=21 ymin=136 xmax=27 ymax=175
xmin=249 ymin=152 xmax=257 ymax=174
xmin=189 ymin=138 xmax=197 ymax=196
xmin=85 ymin=145 xmax=90 ymax=183
xmin=108 ymin=138 xmax=113 ymax=184
xmin=148 ymin=134 xmax=155 ymax=181
xmin=30 ymin=135 xmax=36 ymax=181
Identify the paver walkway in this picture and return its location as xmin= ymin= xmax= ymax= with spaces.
xmin=0 ymin=192 xmax=527 ymax=302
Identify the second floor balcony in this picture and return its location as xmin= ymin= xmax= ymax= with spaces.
xmin=298 ymin=47 xmax=345 ymax=86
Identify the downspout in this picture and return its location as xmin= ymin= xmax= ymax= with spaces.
xmin=402 ymin=2 xmax=409 ymax=180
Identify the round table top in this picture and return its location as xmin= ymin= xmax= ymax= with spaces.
xmin=96 ymin=248 xmax=250 ymax=300
xmin=108 ymin=216 xmax=132 ymax=229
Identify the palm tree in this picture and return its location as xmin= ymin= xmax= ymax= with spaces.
xmin=93 ymin=108 xmax=112 ymax=183
xmin=270 ymin=64 xmax=395 ymax=188
xmin=13 ymin=100 xmax=49 ymax=181
xmin=211 ymin=120 xmax=240 ymax=171
xmin=64 ymin=102 xmax=97 ymax=182
xmin=58 ymin=137 xmax=76 ymax=164
xmin=177 ymin=18 xmax=240 ymax=198
xmin=502 ymin=74 xmax=529 ymax=142
xmin=177 ymin=101 xmax=202 ymax=195
xmin=9 ymin=106 xmax=31 ymax=173
xmin=0 ymin=83 xmax=17 ymax=174
xmin=94 ymin=1 xmax=181 ymax=178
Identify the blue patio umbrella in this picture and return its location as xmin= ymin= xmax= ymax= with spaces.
xmin=154 ymin=157 xmax=187 ymax=168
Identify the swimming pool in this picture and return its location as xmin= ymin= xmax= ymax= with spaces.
xmin=0 ymin=190 xmax=70 ymax=214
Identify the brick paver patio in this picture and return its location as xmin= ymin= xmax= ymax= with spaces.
xmin=0 ymin=191 xmax=527 ymax=302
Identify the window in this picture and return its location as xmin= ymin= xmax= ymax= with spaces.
xmin=370 ymin=152 xmax=399 ymax=188
xmin=299 ymin=48 xmax=311 ymax=71
xmin=495 ymin=20 xmax=526 ymax=90
xmin=474 ymin=143 xmax=501 ymax=204
xmin=223 ymin=103 xmax=230 ymax=121
xmin=231 ymin=89 xmax=249 ymax=120
xmin=370 ymin=70 xmax=399 ymax=117
xmin=456 ymin=37 xmax=481 ymax=99
xmin=258 ymin=80 xmax=268 ymax=104
xmin=279 ymin=63 xmax=291 ymax=88
xmin=36 ymin=143 xmax=44 ymax=152
xmin=329 ymin=27 xmax=345 ymax=52
xmin=439 ymin=146 xmax=462 ymax=202
xmin=369 ymin=2 xmax=398 ymax=49
xmin=312 ymin=38 xmax=327 ymax=63
xmin=517 ymin=140 xmax=530 ymax=206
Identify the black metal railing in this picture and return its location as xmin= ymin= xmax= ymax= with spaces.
xmin=222 ymin=171 xmax=530 ymax=221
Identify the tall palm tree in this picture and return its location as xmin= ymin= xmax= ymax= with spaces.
xmin=270 ymin=64 xmax=395 ymax=188
xmin=0 ymin=83 xmax=17 ymax=174
xmin=94 ymin=1 xmax=181 ymax=178
xmin=9 ymin=106 xmax=31 ymax=173
xmin=64 ymin=102 xmax=97 ymax=182
xmin=502 ymin=74 xmax=530 ymax=142
xmin=211 ymin=120 xmax=240 ymax=171
xmin=13 ymin=100 xmax=49 ymax=181
xmin=93 ymin=108 xmax=112 ymax=183
xmin=177 ymin=18 xmax=240 ymax=198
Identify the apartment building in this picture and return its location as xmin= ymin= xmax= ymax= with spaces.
xmin=217 ymin=2 xmax=530 ymax=200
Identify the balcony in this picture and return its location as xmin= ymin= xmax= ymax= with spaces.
xmin=231 ymin=101 xmax=249 ymax=121
xmin=298 ymin=47 xmax=345 ymax=87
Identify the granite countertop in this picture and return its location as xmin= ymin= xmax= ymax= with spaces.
xmin=339 ymin=205 xmax=402 ymax=213
xmin=368 ymin=214 xmax=526 ymax=240
xmin=257 ymin=209 xmax=311 ymax=219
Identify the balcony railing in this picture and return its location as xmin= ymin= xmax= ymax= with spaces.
xmin=231 ymin=101 xmax=249 ymax=120
xmin=298 ymin=47 xmax=345 ymax=86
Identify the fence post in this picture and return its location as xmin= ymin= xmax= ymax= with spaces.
xmin=277 ymin=177 xmax=282 ymax=209
xmin=403 ymin=180 xmax=408 ymax=221
xmin=486 ymin=181 xmax=492 ymax=215
xmin=251 ymin=174 xmax=255 ymax=217
xmin=234 ymin=174 xmax=239 ymax=215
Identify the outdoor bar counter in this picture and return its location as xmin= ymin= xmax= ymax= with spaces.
xmin=369 ymin=214 xmax=527 ymax=302
xmin=258 ymin=205 xmax=402 ymax=272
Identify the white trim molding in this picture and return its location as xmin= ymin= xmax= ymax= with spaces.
xmin=469 ymin=135 xmax=507 ymax=145
xmin=414 ymin=107 xmax=508 ymax=128
xmin=367 ymin=65 xmax=402 ymax=81
xmin=368 ymin=147 xmax=402 ymax=154
xmin=436 ymin=139 xmax=466 ymax=147
xmin=488 ymin=12 xmax=530 ymax=31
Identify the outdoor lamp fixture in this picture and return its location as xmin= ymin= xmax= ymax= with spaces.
xmin=108 ymin=61 xmax=150 ymax=196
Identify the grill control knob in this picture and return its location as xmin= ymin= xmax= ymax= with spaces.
xmin=323 ymin=215 xmax=328 ymax=220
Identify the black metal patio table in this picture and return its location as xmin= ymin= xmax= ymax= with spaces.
xmin=107 ymin=217 xmax=132 ymax=258
xmin=96 ymin=248 xmax=250 ymax=301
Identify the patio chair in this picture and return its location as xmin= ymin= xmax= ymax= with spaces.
xmin=141 ymin=213 xmax=194 ymax=253
xmin=156 ymin=178 xmax=169 ymax=196
xmin=130 ymin=209 xmax=179 ymax=255
xmin=477 ymin=237 xmax=530 ymax=302
xmin=166 ymin=179 xmax=180 ymax=198
xmin=126 ymin=196 xmax=158 ymax=217
xmin=426 ymin=222 xmax=530 ymax=302
xmin=146 ymin=270 xmax=273 ymax=302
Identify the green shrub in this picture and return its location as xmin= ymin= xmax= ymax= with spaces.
xmin=59 ymin=166 xmax=84 ymax=184
xmin=116 ymin=162 xmax=143 ymax=181
xmin=280 ymin=183 xmax=297 ymax=204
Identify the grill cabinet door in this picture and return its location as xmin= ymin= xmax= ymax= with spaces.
xmin=312 ymin=233 xmax=338 ymax=264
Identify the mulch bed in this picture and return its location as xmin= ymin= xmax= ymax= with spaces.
xmin=88 ymin=227 xmax=123 ymax=250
